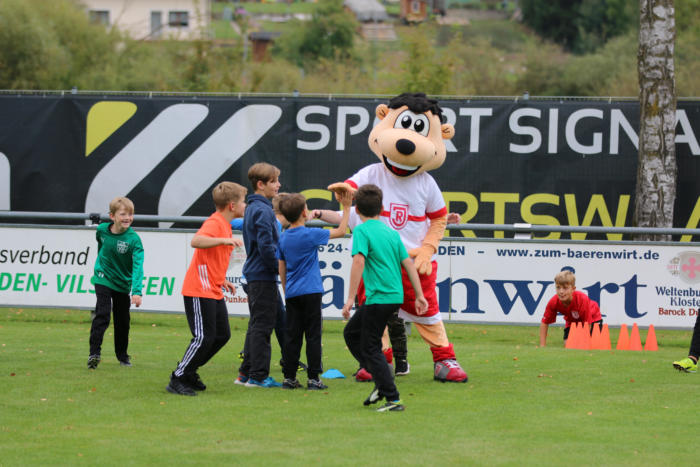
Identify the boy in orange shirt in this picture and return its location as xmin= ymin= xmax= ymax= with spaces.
xmin=167 ymin=182 xmax=246 ymax=396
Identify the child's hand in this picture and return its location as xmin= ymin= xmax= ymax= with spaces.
xmin=342 ymin=300 xmax=354 ymax=319
xmin=335 ymin=190 xmax=353 ymax=208
xmin=447 ymin=212 xmax=461 ymax=224
xmin=308 ymin=209 xmax=321 ymax=221
xmin=415 ymin=296 xmax=428 ymax=315
xmin=131 ymin=295 xmax=142 ymax=308
xmin=230 ymin=238 xmax=244 ymax=248
xmin=223 ymin=280 xmax=236 ymax=294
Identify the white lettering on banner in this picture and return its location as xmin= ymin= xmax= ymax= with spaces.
xmin=458 ymin=107 xmax=493 ymax=153
xmin=294 ymin=105 xmax=699 ymax=155
xmin=548 ymin=108 xmax=558 ymax=153
xmin=676 ymin=109 xmax=700 ymax=155
xmin=296 ymin=105 xmax=331 ymax=150
xmin=565 ymin=109 xmax=603 ymax=154
xmin=336 ymin=106 xmax=370 ymax=151
xmin=1 ymin=226 xmax=697 ymax=329
xmin=610 ymin=109 xmax=638 ymax=154
xmin=509 ymin=108 xmax=542 ymax=154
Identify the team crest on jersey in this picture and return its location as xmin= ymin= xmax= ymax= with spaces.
xmin=116 ymin=241 xmax=129 ymax=254
xmin=389 ymin=203 xmax=409 ymax=230
xmin=571 ymin=311 xmax=580 ymax=319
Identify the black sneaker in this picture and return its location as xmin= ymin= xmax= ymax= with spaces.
xmin=395 ymin=359 xmax=410 ymax=376
xmin=166 ymin=374 xmax=197 ymax=396
xmin=118 ymin=355 xmax=132 ymax=367
xmin=188 ymin=373 xmax=206 ymax=391
xmin=377 ymin=400 xmax=404 ymax=412
xmin=282 ymin=378 xmax=303 ymax=389
xmin=87 ymin=354 xmax=101 ymax=370
xmin=363 ymin=386 xmax=383 ymax=406
xmin=307 ymin=379 xmax=328 ymax=390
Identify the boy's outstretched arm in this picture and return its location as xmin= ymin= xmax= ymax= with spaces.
xmin=329 ymin=191 xmax=352 ymax=239
xmin=311 ymin=209 xmax=342 ymax=224
xmin=342 ymin=254 xmax=365 ymax=319
xmin=539 ymin=323 xmax=549 ymax=347
xmin=401 ymin=258 xmax=428 ymax=315
xmin=191 ymin=235 xmax=243 ymax=249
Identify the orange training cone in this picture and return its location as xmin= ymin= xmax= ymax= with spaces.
xmin=601 ymin=324 xmax=612 ymax=350
xmin=581 ymin=322 xmax=591 ymax=350
xmin=574 ymin=323 xmax=585 ymax=350
xmin=629 ymin=323 xmax=643 ymax=351
xmin=616 ymin=324 xmax=630 ymax=350
xmin=565 ymin=323 xmax=577 ymax=349
xmin=591 ymin=322 xmax=603 ymax=350
xmin=644 ymin=324 xmax=658 ymax=351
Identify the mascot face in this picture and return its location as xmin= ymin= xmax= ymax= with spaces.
xmin=368 ymin=102 xmax=455 ymax=178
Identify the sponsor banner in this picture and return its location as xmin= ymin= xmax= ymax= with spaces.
xmin=1 ymin=226 xmax=698 ymax=328
xmin=1 ymin=96 xmax=699 ymax=238
xmin=447 ymin=241 xmax=700 ymax=328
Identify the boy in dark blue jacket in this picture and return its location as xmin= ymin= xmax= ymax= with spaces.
xmin=238 ymin=162 xmax=283 ymax=388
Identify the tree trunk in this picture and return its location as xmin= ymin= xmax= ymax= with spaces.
xmin=634 ymin=0 xmax=676 ymax=241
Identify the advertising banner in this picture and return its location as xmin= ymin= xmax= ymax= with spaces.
xmin=1 ymin=95 xmax=699 ymax=239
xmin=2 ymin=226 xmax=698 ymax=329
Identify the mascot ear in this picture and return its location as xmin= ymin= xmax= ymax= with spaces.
xmin=375 ymin=104 xmax=390 ymax=121
xmin=441 ymin=123 xmax=455 ymax=140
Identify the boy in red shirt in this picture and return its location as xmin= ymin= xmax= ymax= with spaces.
xmin=167 ymin=182 xmax=246 ymax=396
xmin=539 ymin=269 xmax=603 ymax=347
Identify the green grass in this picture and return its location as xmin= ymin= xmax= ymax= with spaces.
xmin=1 ymin=307 xmax=698 ymax=466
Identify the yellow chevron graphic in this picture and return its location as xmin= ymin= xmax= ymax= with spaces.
xmin=85 ymin=101 xmax=137 ymax=157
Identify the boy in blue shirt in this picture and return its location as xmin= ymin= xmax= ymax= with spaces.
xmin=342 ymin=184 xmax=428 ymax=412
xmin=276 ymin=191 xmax=352 ymax=389
xmin=232 ymin=194 xmax=307 ymax=376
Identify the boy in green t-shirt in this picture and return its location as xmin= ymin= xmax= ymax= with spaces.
xmin=341 ymin=184 xmax=428 ymax=412
xmin=88 ymin=197 xmax=144 ymax=369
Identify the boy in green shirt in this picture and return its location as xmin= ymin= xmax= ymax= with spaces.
xmin=88 ymin=197 xmax=144 ymax=369
xmin=342 ymin=184 xmax=427 ymax=412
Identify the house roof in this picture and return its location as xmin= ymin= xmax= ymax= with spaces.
xmin=344 ymin=0 xmax=389 ymax=22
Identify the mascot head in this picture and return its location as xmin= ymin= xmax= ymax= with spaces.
xmin=368 ymin=93 xmax=455 ymax=177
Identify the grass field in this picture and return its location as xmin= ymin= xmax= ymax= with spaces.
xmin=1 ymin=307 xmax=698 ymax=466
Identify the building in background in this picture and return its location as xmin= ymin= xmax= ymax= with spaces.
xmin=82 ymin=0 xmax=211 ymax=40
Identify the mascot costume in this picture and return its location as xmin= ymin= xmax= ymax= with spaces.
xmin=330 ymin=93 xmax=468 ymax=383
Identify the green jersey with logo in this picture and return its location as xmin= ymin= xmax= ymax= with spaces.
xmin=92 ymin=222 xmax=144 ymax=295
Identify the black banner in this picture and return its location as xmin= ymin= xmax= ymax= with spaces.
xmin=1 ymin=95 xmax=698 ymax=238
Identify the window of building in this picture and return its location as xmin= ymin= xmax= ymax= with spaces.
xmin=168 ymin=11 xmax=189 ymax=28
xmin=89 ymin=10 xmax=110 ymax=26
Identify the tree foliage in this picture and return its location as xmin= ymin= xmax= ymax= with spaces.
xmin=399 ymin=25 xmax=450 ymax=95
xmin=0 ymin=0 xmax=122 ymax=89
xmin=521 ymin=0 xmax=636 ymax=54
xmin=0 ymin=0 xmax=698 ymax=97
xmin=271 ymin=0 xmax=359 ymax=68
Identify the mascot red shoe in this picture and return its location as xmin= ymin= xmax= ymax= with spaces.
xmin=330 ymin=93 xmax=468 ymax=383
